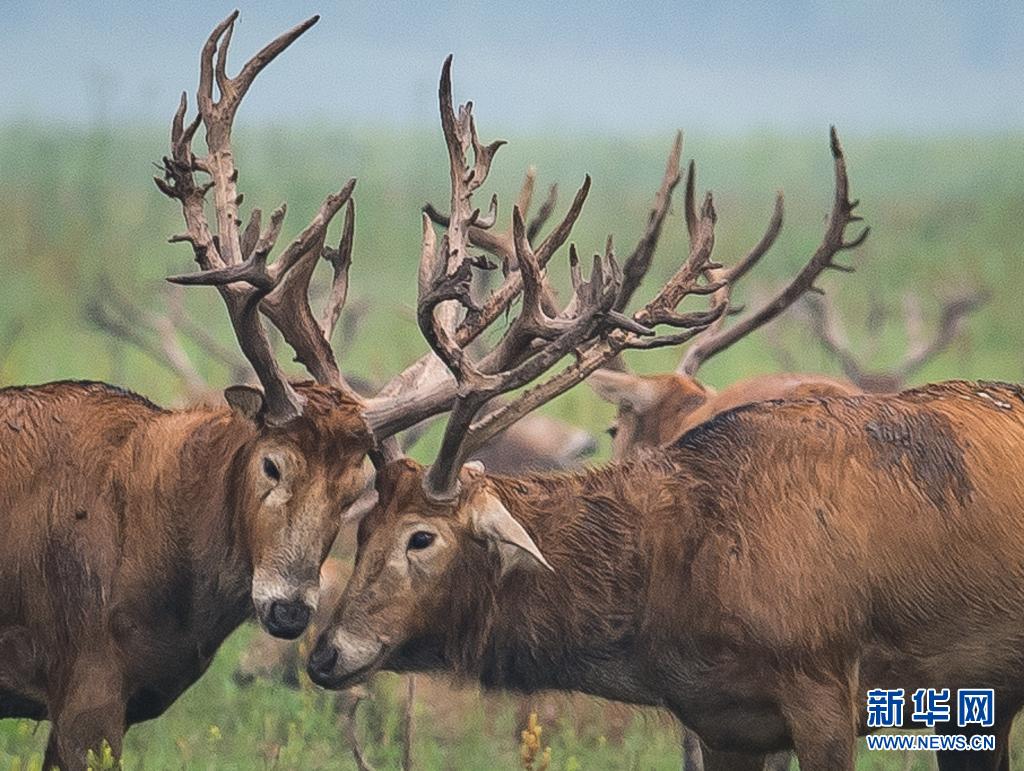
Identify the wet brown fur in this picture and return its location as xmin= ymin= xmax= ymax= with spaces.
xmin=324 ymin=380 xmax=1024 ymax=771
xmin=233 ymin=413 xmax=596 ymax=687
xmin=0 ymin=380 xmax=372 ymax=769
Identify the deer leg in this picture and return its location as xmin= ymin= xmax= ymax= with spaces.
xmin=788 ymin=720 xmax=855 ymax=770
xmin=701 ymin=746 xmax=772 ymax=771
xmin=43 ymin=650 xmax=125 ymax=771
xmin=681 ymin=727 xmax=704 ymax=771
xmin=780 ymin=669 xmax=858 ymax=771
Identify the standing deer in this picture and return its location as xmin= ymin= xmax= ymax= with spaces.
xmin=303 ymin=72 xmax=864 ymax=765
xmin=309 ymin=126 xmax=1024 ymax=771
xmin=0 ymin=15 xmax=385 ymax=768
xmin=0 ymin=15 xmax=566 ymax=769
xmin=589 ymin=140 xmax=864 ymax=460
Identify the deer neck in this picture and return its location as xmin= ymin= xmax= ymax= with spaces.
xmin=129 ymin=408 xmax=257 ymax=618
xmin=447 ymin=464 xmax=670 ymax=704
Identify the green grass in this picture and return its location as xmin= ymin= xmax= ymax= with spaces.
xmin=1 ymin=123 xmax=1023 ymax=768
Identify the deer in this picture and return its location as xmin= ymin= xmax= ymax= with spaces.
xmin=0 ymin=14 xmax=585 ymax=768
xmin=582 ymin=149 xmax=985 ymax=771
xmin=0 ymin=13 xmax=627 ymax=767
xmin=588 ymin=142 xmax=864 ymax=460
xmin=305 ymin=47 xmax=818 ymax=759
xmin=0 ymin=15 xmax=391 ymax=768
xmin=419 ymin=120 xmax=863 ymax=771
xmin=308 ymin=104 xmax=1024 ymax=771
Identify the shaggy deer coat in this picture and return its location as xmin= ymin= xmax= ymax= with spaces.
xmin=0 ymin=380 xmax=370 ymax=769
xmin=313 ymin=380 xmax=1024 ymax=771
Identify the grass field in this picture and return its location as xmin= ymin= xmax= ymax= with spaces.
xmin=1 ymin=122 xmax=1023 ymax=768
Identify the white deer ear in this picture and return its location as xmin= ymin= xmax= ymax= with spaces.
xmin=587 ymin=369 xmax=658 ymax=412
xmin=468 ymin=491 xmax=553 ymax=575
xmin=224 ymin=385 xmax=264 ymax=421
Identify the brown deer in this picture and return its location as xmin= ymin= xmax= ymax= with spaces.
xmin=308 ymin=133 xmax=1024 ymax=771
xmin=1 ymin=15 xmax=620 ymax=768
xmin=585 ymin=153 xmax=984 ymax=771
xmin=0 ymin=15 xmax=390 ymax=768
xmin=589 ymin=142 xmax=864 ymax=459
xmin=0 ymin=14 xmax=566 ymax=769
xmin=303 ymin=97 xmax=864 ymax=765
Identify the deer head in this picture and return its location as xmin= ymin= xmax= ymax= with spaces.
xmin=153 ymin=12 xmax=382 ymax=637
xmin=591 ymin=129 xmax=869 ymax=456
xmin=307 ymin=58 xmax=728 ymax=683
xmin=152 ymin=14 xmax=623 ymax=639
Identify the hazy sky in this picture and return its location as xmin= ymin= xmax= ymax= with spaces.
xmin=3 ymin=1 xmax=1022 ymax=135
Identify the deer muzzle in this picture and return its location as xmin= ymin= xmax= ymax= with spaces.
xmin=306 ymin=627 xmax=385 ymax=689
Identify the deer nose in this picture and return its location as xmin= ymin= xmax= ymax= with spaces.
xmin=307 ymin=640 xmax=339 ymax=686
xmin=266 ymin=601 xmax=311 ymax=639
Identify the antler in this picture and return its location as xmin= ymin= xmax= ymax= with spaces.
xmin=320 ymin=198 xmax=357 ymax=341
xmin=804 ymin=288 xmax=989 ymax=391
xmin=420 ymin=195 xmax=726 ymax=498
xmin=362 ymin=58 xmax=591 ymax=439
xmin=615 ymin=131 xmax=684 ymax=312
xmin=155 ymin=12 xmax=361 ymax=423
xmin=677 ymin=127 xmax=867 ymax=376
xmin=424 ymin=166 xmax=561 ymax=267
xmin=85 ymin=280 xmax=246 ymax=396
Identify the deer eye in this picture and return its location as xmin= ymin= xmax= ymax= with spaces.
xmin=606 ymin=425 xmax=619 ymax=439
xmin=407 ymin=531 xmax=435 ymax=551
xmin=262 ymin=457 xmax=281 ymax=482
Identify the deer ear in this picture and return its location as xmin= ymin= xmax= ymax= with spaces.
xmin=588 ymin=369 xmax=658 ymax=412
xmin=469 ymin=491 xmax=553 ymax=575
xmin=224 ymin=385 xmax=265 ymax=422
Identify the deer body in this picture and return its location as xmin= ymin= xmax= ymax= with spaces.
xmin=591 ymin=369 xmax=860 ymax=453
xmin=315 ymin=380 xmax=1024 ymax=770
xmin=0 ymin=381 xmax=370 ymax=768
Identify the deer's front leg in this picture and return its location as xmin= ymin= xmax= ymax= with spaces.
xmin=780 ymin=665 xmax=858 ymax=771
xmin=44 ymin=649 xmax=125 ymax=771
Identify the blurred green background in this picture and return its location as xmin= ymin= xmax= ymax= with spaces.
xmin=3 ymin=1 xmax=1024 ymax=768
xmin=2 ymin=122 xmax=1022 ymax=770
xmin=2 ymin=124 xmax=1022 ymax=426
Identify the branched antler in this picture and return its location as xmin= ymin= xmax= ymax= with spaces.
xmin=363 ymin=58 xmax=590 ymax=438
xmin=804 ymin=289 xmax=990 ymax=391
xmin=677 ymin=127 xmax=866 ymax=376
xmin=420 ymin=195 xmax=725 ymax=498
xmin=155 ymin=12 xmax=362 ymax=423
xmin=320 ymin=198 xmax=356 ymax=340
